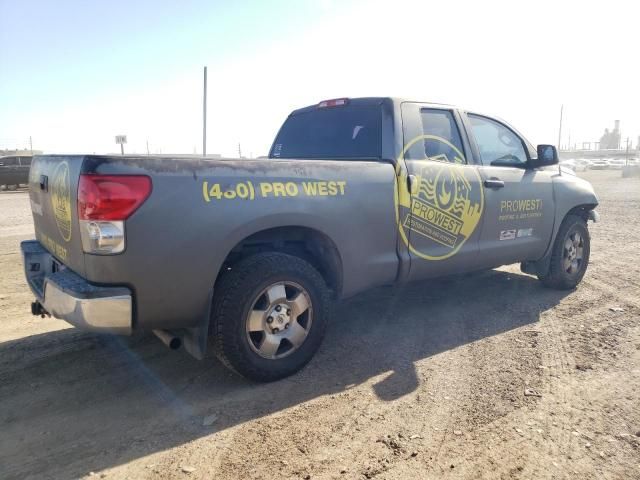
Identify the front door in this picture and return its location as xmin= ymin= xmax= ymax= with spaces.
xmin=464 ymin=113 xmax=555 ymax=266
xmin=398 ymin=105 xmax=486 ymax=280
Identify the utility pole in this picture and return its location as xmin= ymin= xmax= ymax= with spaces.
xmin=557 ymin=104 xmax=563 ymax=150
xmin=238 ymin=142 xmax=242 ymax=158
xmin=203 ymin=66 xmax=207 ymax=157
xmin=29 ymin=136 xmax=33 ymax=154
xmin=146 ymin=139 xmax=150 ymax=156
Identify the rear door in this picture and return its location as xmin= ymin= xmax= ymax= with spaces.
xmin=399 ymin=103 xmax=485 ymax=280
xmin=463 ymin=113 xmax=555 ymax=265
xmin=28 ymin=155 xmax=85 ymax=274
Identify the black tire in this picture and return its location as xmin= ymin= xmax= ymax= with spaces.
xmin=211 ymin=252 xmax=331 ymax=382
xmin=538 ymin=214 xmax=590 ymax=290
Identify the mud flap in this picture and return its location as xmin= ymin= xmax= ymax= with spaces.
xmin=181 ymin=289 xmax=213 ymax=360
xmin=520 ymin=252 xmax=552 ymax=278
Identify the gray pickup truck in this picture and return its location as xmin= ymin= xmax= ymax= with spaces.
xmin=21 ymin=97 xmax=599 ymax=381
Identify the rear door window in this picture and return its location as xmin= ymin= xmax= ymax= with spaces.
xmin=271 ymin=105 xmax=381 ymax=159
xmin=404 ymin=109 xmax=466 ymax=164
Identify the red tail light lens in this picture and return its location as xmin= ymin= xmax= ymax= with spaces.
xmin=78 ymin=174 xmax=152 ymax=221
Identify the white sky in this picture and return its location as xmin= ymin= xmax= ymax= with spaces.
xmin=2 ymin=0 xmax=639 ymax=157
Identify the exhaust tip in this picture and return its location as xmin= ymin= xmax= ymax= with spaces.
xmin=153 ymin=329 xmax=182 ymax=350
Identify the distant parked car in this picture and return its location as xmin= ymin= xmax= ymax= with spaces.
xmin=622 ymin=159 xmax=640 ymax=178
xmin=575 ymin=159 xmax=591 ymax=172
xmin=560 ymin=159 xmax=576 ymax=171
xmin=0 ymin=155 xmax=32 ymax=188
xmin=609 ymin=158 xmax=625 ymax=170
xmin=589 ymin=159 xmax=609 ymax=170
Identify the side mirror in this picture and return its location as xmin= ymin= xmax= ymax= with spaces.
xmin=530 ymin=144 xmax=559 ymax=168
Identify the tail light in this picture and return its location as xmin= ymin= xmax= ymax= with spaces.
xmin=78 ymin=174 xmax=152 ymax=254
xmin=78 ymin=175 xmax=152 ymax=221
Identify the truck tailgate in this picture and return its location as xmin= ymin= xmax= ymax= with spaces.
xmin=28 ymin=155 xmax=86 ymax=276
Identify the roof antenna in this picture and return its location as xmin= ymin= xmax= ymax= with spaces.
xmin=557 ymin=104 xmax=563 ymax=176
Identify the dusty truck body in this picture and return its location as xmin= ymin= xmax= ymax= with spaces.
xmin=21 ymin=97 xmax=599 ymax=381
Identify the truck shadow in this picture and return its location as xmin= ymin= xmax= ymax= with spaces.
xmin=0 ymin=268 xmax=570 ymax=479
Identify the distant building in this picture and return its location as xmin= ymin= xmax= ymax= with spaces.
xmin=0 ymin=148 xmax=42 ymax=156
xmin=599 ymin=120 xmax=621 ymax=150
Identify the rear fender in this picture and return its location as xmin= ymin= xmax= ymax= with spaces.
xmin=184 ymin=214 xmax=342 ymax=360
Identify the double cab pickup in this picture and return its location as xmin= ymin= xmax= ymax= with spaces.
xmin=22 ymin=98 xmax=599 ymax=381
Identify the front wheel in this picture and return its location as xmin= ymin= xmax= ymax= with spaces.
xmin=211 ymin=252 xmax=331 ymax=382
xmin=538 ymin=214 xmax=591 ymax=290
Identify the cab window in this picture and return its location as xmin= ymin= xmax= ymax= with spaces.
xmin=468 ymin=114 xmax=528 ymax=167
xmin=270 ymin=104 xmax=381 ymax=159
xmin=405 ymin=109 xmax=466 ymax=164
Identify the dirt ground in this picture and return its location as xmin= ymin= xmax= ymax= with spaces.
xmin=0 ymin=171 xmax=639 ymax=480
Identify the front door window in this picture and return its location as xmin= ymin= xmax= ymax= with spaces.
xmin=468 ymin=114 xmax=528 ymax=167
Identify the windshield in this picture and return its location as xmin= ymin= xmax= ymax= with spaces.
xmin=270 ymin=105 xmax=381 ymax=159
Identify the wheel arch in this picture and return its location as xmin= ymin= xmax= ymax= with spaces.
xmin=182 ymin=217 xmax=344 ymax=362
xmin=564 ymin=203 xmax=598 ymax=223
xmin=215 ymin=225 xmax=344 ymax=298
xmin=549 ymin=202 xmax=597 ymax=255
xmin=522 ymin=203 xmax=596 ymax=277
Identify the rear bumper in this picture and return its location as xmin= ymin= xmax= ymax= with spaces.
xmin=21 ymin=240 xmax=132 ymax=335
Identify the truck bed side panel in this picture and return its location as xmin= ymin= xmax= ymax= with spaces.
xmin=81 ymin=157 xmax=399 ymax=330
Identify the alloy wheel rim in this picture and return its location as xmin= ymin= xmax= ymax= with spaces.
xmin=245 ymin=281 xmax=313 ymax=359
xmin=562 ymin=230 xmax=584 ymax=275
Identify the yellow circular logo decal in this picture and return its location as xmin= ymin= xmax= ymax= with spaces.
xmin=396 ymin=135 xmax=484 ymax=261
xmin=51 ymin=161 xmax=72 ymax=242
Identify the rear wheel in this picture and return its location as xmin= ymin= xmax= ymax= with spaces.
xmin=538 ymin=214 xmax=590 ymax=290
xmin=211 ymin=252 xmax=330 ymax=382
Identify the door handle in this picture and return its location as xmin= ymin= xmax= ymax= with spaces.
xmin=407 ymin=174 xmax=417 ymax=193
xmin=483 ymin=178 xmax=505 ymax=189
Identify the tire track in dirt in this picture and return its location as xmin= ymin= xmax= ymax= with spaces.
xmin=582 ymin=276 xmax=640 ymax=310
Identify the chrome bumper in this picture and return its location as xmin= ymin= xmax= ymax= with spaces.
xmin=21 ymin=240 xmax=132 ymax=335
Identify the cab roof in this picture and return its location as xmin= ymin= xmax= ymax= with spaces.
xmin=289 ymin=97 xmax=458 ymax=116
